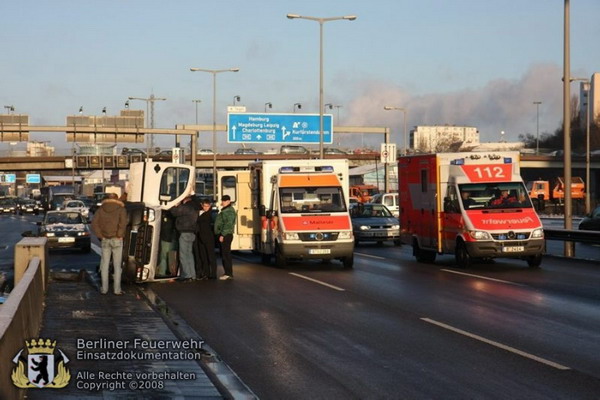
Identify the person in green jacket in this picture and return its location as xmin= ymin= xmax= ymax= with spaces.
xmin=214 ymin=195 xmax=237 ymax=280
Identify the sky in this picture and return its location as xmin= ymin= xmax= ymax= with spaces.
xmin=1 ymin=0 xmax=599 ymax=153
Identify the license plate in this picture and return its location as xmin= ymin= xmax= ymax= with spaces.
xmin=58 ymin=237 xmax=75 ymax=243
xmin=309 ymin=249 xmax=331 ymax=255
xmin=502 ymin=246 xmax=524 ymax=253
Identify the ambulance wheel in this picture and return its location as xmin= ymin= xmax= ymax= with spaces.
xmin=526 ymin=254 xmax=542 ymax=268
xmin=414 ymin=240 xmax=436 ymax=263
xmin=275 ymin=245 xmax=287 ymax=268
xmin=261 ymin=253 xmax=271 ymax=265
xmin=342 ymin=256 xmax=354 ymax=269
xmin=455 ymin=241 xmax=472 ymax=269
xmin=393 ymin=239 xmax=402 ymax=246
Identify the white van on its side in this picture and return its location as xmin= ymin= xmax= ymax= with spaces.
xmin=370 ymin=193 xmax=399 ymax=218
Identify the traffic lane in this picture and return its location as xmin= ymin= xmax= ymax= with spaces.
xmin=0 ymin=213 xmax=99 ymax=273
xmin=152 ymin=255 xmax=600 ymax=399
xmin=345 ymin=244 xmax=600 ymax=375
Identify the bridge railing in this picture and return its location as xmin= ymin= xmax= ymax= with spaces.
xmin=544 ymin=228 xmax=600 ymax=245
xmin=0 ymin=238 xmax=48 ymax=400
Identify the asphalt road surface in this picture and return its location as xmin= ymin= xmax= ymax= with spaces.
xmin=2 ymin=214 xmax=599 ymax=399
xmin=152 ymin=243 xmax=600 ymax=399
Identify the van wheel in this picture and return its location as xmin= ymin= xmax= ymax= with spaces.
xmin=261 ymin=253 xmax=271 ymax=265
xmin=414 ymin=240 xmax=436 ymax=263
xmin=526 ymin=254 xmax=542 ymax=268
xmin=82 ymin=244 xmax=91 ymax=253
xmin=393 ymin=239 xmax=402 ymax=246
xmin=342 ymin=255 xmax=354 ymax=269
xmin=275 ymin=245 xmax=287 ymax=268
xmin=455 ymin=241 xmax=471 ymax=269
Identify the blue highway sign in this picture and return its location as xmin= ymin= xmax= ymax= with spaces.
xmin=227 ymin=113 xmax=333 ymax=144
xmin=26 ymin=174 xmax=41 ymax=184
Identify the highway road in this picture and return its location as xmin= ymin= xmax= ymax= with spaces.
xmin=1 ymin=213 xmax=599 ymax=399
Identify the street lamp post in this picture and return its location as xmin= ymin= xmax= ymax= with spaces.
xmin=192 ymin=100 xmax=202 ymax=124
xmin=190 ymin=67 xmax=240 ymax=199
xmin=128 ymin=94 xmax=166 ymax=155
xmin=533 ymin=101 xmax=542 ymax=155
xmin=287 ymin=13 xmax=357 ymax=159
xmin=570 ymin=78 xmax=592 ymax=214
xmin=563 ymin=0 xmax=573 ymax=257
xmin=383 ymin=106 xmax=408 ymax=155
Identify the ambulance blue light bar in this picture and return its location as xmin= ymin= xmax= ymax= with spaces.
xmin=504 ymin=157 xmax=512 ymax=164
xmin=450 ymin=159 xmax=465 ymax=165
xmin=279 ymin=166 xmax=334 ymax=173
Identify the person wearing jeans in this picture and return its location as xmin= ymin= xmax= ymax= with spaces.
xmin=170 ymin=195 xmax=199 ymax=281
xmin=100 ymin=238 xmax=123 ymax=294
xmin=91 ymin=193 xmax=128 ymax=295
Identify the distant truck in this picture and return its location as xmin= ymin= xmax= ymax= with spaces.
xmin=41 ymin=185 xmax=77 ymax=211
xmin=349 ymin=184 xmax=379 ymax=203
xmin=527 ymin=177 xmax=585 ymax=204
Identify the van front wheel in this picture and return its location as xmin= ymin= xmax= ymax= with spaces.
xmin=526 ymin=254 xmax=542 ymax=268
xmin=455 ymin=241 xmax=472 ymax=269
xmin=275 ymin=245 xmax=287 ymax=268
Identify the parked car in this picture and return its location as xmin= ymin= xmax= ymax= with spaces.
xmin=37 ymin=211 xmax=91 ymax=252
xmin=121 ymin=147 xmax=147 ymax=156
xmin=62 ymin=199 xmax=90 ymax=218
xmin=579 ymin=206 xmax=600 ymax=231
xmin=280 ymin=145 xmax=310 ymax=155
xmin=198 ymin=148 xmax=214 ymax=155
xmin=18 ymin=199 xmax=42 ymax=215
xmin=350 ymin=203 xmax=400 ymax=245
xmin=234 ymin=148 xmax=261 ymax=155
xmin=0 ymin=198 xmax=17 ymax=214
xmin=369 ymin=193 xmax=400 ymax=218
xmin=324 ymin=147 xmax=348 ymax=155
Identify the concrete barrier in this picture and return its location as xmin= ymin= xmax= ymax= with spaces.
xmin=14 ymin=237 xmax=49 ymax=289
xmin=0 ymin=238 xmax=48 ymax=400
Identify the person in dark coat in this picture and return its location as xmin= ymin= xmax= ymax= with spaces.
xmin=169 ymin=195 xmax=199 ymax=281
xmin=157 ymin=210 xmax=176 ymax=277
xmin=196 ymin=199 xmax=217 ymax=279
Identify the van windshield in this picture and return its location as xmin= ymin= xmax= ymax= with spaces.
xmin=458 ymin=182 xmax=533 ymax=210
xmin=279 ymin=187 xmax=347 ymax=213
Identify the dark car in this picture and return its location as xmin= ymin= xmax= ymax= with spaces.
xmin=234 ymin=148 xmax=261 ymax=155
xmin=351 ymin=203 xmax=400 ymax=245
xmin=280 ymin=145 xmax=310 ymax=155
xmin=38 ymin=211 xmax=91 ymax=252
xmin=579 ymin=206 xmax=600 ymax=231
xmin=121 ymin=147 xmax=147 ymax=156
xmin=0 ymin=198 xmax=17 ymax=214
xmin=18 ymin=199 xmax=42 ymax=215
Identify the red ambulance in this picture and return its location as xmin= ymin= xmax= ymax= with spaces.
xmin=399 ymin=152 xmax=544 ymax=268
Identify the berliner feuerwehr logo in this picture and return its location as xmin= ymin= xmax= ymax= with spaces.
xmin=11 ymin=338 xmax=71 ymax=389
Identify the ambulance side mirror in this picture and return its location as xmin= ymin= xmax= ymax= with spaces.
xmin=266 ymin=210 xmax=274 ymax=219
xmin=259 ymin=205 xmax=266 ymax=217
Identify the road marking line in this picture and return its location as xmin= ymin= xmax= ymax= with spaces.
xmin=91 ymin=243 xmax=101 ymax=255
xmin=355 ymin=252 xmax=386 ymax=260
xmin=289 ymin=273 xmax=345 ymax=292
xmin=421 ymin=317 xmax=570 ymax=370
xmin=441 ymin=269 xmax=525 ymax=286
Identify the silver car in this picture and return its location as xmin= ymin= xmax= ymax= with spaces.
xmin=351 ymin=203 xmax=401 ymax=245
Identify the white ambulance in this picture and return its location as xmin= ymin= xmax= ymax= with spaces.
xmin=218 ymin=159 xmax=354 ymax=268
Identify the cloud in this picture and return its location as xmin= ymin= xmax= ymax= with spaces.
xmin=343 ymin=63 xmax=565 ymax=147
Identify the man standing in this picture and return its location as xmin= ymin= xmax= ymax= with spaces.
xmin=91 ymin=193 xmax=128 ymax=295
xmin=196 ymin=199 xmax=217 ymax=279
xmin=170 ymin=195 xmax=198 ymax=281
xmin=214 ymin=195 xmax=236 ymax=280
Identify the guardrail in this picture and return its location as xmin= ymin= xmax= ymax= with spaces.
xmin=0 ymin=238 xmax=48 ymax=400
xmin=544 ymin=228 xmax=600 ymax=245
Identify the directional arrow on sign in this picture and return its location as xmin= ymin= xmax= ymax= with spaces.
xmin=232 ymin=126 xmax=237 ymax=140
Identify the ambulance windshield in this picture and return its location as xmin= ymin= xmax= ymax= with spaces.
xmin=458 ymin=182 xmax=532 ymax=210
xmin=279 ymin=187 xmax=347 ymax=213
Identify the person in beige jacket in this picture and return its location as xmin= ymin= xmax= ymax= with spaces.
xmin=91 ymin=193 xmax=128 ymax=295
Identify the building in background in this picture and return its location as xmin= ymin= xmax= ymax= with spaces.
xmin=579 ymin=72 xmax=600 ymax=128
xmin=409 ymin=125 xmax=479 ymax=153
xmin=27 ymin=141 xmax=54 ymax=157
